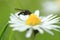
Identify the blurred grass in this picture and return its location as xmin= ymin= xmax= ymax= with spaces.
xmin=0 ymin=0 xmax=60 ymax=40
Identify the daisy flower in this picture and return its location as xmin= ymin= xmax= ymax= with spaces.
xmin=9 ymin=10 xmax=60 ymax=38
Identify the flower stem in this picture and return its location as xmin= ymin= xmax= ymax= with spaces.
xmin=30 ymin=30 xmax=38 ymax=40
xmin=32 ymin=35 xmax=35 ymax=40
xmin=30 ymin=35 xmax=35 ymax=40
xmin=0 ymin=23 xmax=8 ymax=40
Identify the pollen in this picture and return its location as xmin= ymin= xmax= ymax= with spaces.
xmin=26 ymin=14 xmax=41 ymax=26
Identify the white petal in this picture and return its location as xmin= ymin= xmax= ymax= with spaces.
xmin=10 ymin=24 xmax=20 ymax=27
xmin=46 ymin=17 xmax=60 ymax=25
xmin=9 ymin=21 xmax=20 ymax=24
xmin=18 ymin=26 xmax=29 ymax=32
xmin=10 ymin=22 xmax=29 ymax=32
xmin=42 ymin=27 xmax=54 ymax=35
xmin=9 ymin=22 xmax=23 ymax=27
xmin=37 ymin=28 xmax=44 ymax=34
xmin=42 ymin=14 xmax=57 ymax=22
xmin=42 ymin=14 xmax=54 ymax=22
xmin=40 ymin=23 xmax=60 ymax=30
xmin=9 ymin=13 xmax=29 ymax=32
xmin=10 ymin=14 xmax=18 ymax=21
xmin=26 ymin=29 xmax=32 ymax=38
xmin=13 ymin=27 xmax=19 ymax=31
xmin=49 ymin=25 xmax=60 ymax=29
xmin=9 ymin=14 xmax=24 ymax=24
xmin=43 ymin=15 xmax=57 ymax=23
xmin=41 ymin=15 xmax=59 ymax=25
xmin=32 ymin=25 xmax=40 ymax=29
xmin=32 ymin=25 xmax=44 ymax=34
xmin=53 ymin=29 xmax=60 ymax=32
xmin=15 ymin=11 xmax=21 ymax=17
xmin=40 ymin=23 xmax=53 ymax=29
xmin=45 ymin=15 xmax=57 ymax=22
xmin=34 ymin=10 xmax=40 ymax=16
xmin=12 ymin=26 xmax=29 ymax=32
xmin=19 ymin=15 xmax=29 ymax=21
xmin=40 ymin=16 xmax=45 ymax=21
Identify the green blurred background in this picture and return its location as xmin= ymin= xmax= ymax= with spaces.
xmin=0 ymin=0 xmax=60 ymax=40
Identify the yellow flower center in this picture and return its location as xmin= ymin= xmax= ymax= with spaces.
xmin=26 ymin=14 xmax=41 ymax=26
